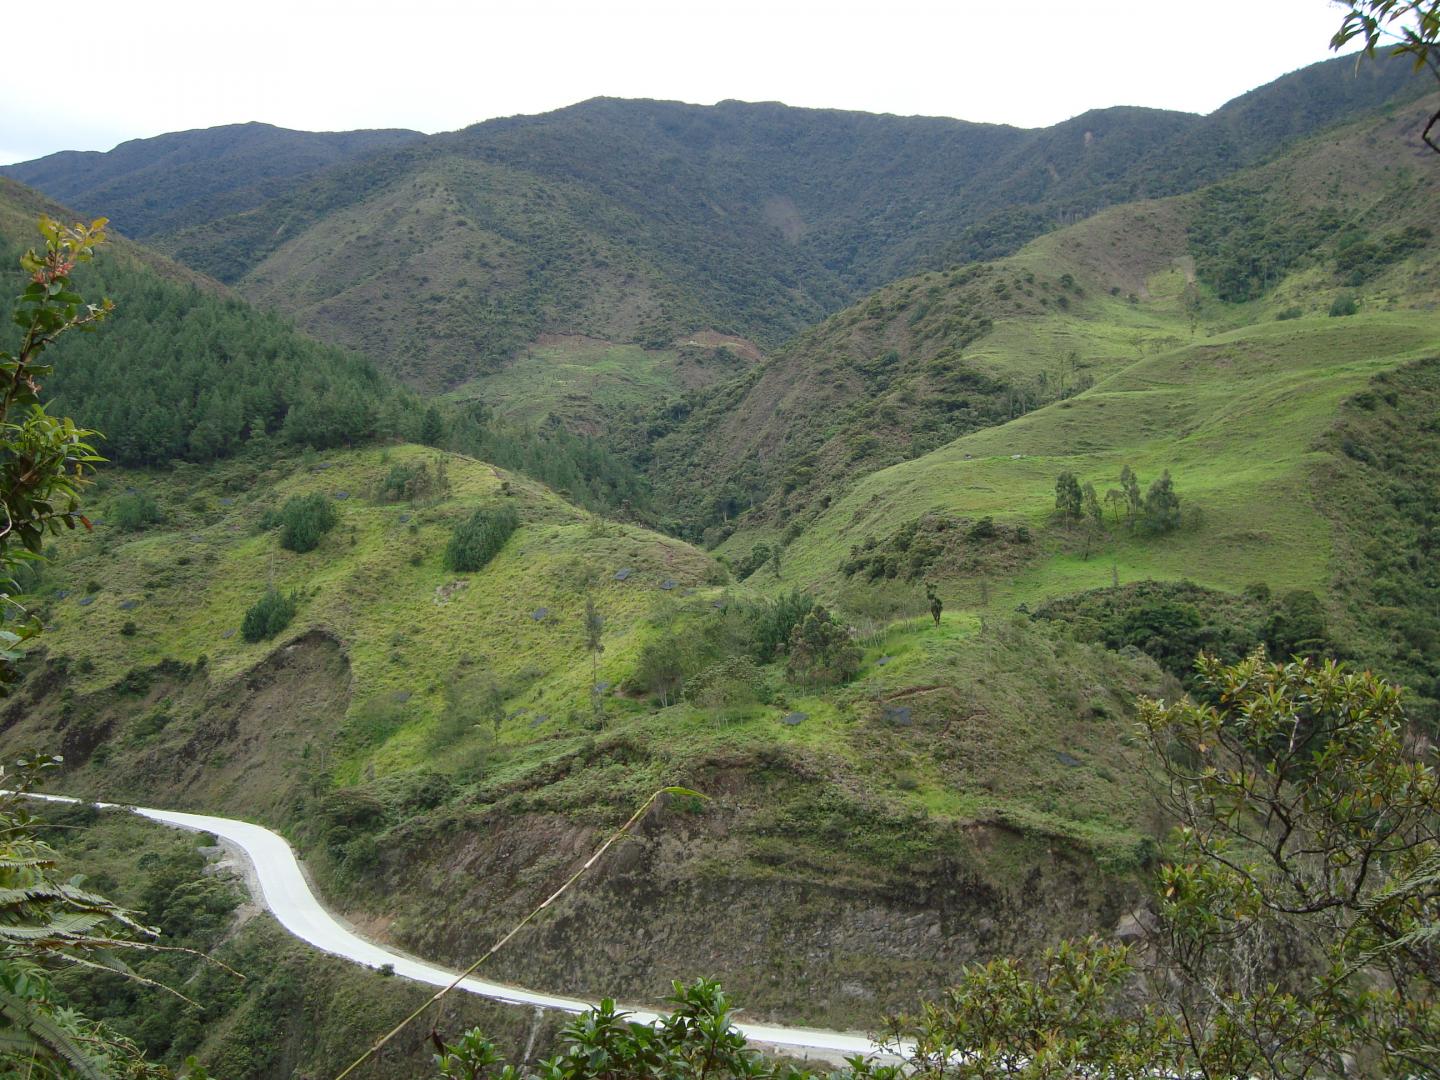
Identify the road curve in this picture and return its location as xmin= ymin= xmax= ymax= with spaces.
xmin=30 ymin=793 xmax=888 ymax=1062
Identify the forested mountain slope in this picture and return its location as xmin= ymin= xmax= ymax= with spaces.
xmin=645 ymin=92 xmax=1440 ymax=541
xmin=0 ymin=177 xmax=219 ymax=293
xmin=0 ymin=178 xmax=657 ymax=514
xmin=0 ymin=122 xmax=422 ymax=238
xmin=7 ymin=51 xmax=1422 ymax=391
xmin=0 ymin=179 xmax=425 ymax=465
xmin=693 ymin=95 xmax=1440 ymax=720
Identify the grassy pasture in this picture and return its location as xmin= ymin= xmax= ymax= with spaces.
xmin=760 ymin=309 xmax=1440 ymax=613
xmin=447 ymin=335 xmax=755 ymax=432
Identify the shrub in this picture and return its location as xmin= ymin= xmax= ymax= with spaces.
xmin=277 ymin=493 xmax=339 ymax=553
xmin=785 ymin=606 xmax=861 ymax=686
xmin=1265 ymin=589 xmax=1328 ymax=658
xmin=629 ymin=633 xmax=700 ymax=707
xmin=685 ymin=656 xmax=770 ymax=707
xmin=1138 ymin=471 xmax=1182 ymax=535
xmin=120 ymin=620 xmax=138 ymax=637
xmin=968 ymin=516 xmax=999 ymax=540
xmin=733 ymin=543 xmax=771 ymax=579
xmin=113 ymin=493 xmax=163 ymax=532
xmin=749 ymin=591 xmax=814 ymax=663
xmin=241 ymin=586 xmax=298 ymax=643
xmin=373 ymin=458 xmax=449 ymax=504
xmin=1328 ymin=291 xmax=1359 ymax=318
xmin=443 ymin=506 xmax=519 ymax=572
xmin=1276 ymin=306 xmax=1303 ymax=320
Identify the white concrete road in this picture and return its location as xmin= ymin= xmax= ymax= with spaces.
xmin=30 ymin=793 xmax=891 ymax=1063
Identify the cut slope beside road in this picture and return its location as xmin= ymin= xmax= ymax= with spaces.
xmin=29 ymin=793 xmax=887 ymax=1064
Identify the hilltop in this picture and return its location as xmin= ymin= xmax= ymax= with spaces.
xmin=0 ymin=122 xmax=422 ymax=239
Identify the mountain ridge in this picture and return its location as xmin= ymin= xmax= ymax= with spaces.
xmin=6 ymin=49 xmax=1426 ymax=391
xmin=1 ymin=122 xmax=424 ymax=239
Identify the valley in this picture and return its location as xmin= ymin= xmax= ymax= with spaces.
xmin=0 ymin=20 xmax=1438 ymax=1079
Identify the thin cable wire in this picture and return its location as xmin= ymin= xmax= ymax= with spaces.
xmin=331 ymin=785 xmax=701 ymax=1080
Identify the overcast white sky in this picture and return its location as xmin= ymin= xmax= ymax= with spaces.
xmin=0 ymin=0 xmax=1365 ymax=165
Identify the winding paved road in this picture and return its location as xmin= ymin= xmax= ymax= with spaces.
xmin=33 ymin=794 xmax=887 ymax=1062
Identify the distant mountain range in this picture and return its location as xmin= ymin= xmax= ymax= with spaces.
xmin=3 ymin=123 xmax=423 ymax=240
xmin=3 ymin=50 xmax=1428 ymax=389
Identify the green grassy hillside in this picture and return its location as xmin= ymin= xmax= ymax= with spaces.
xmin=762 ymin=311 xmax=1437 ymax=602
xmin=0 ymin=440 xmax=1165 ymax=1026
xmin=15 ymin=446 xmax=714 ymax=751
xmin=447 ymin=334 xmax=761 ymax=434
xmin=655 ymin=93 xmax=1440 ymax=544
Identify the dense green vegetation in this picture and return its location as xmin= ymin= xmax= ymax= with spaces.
xmin=0 ymin=123 xmax=422 ymax=239
xmin=1187 ymin=183 xmax=1334 ymax=300
xmin=0 ymin=233 xmax=424 ymax=467
xmin=1033 ymin=580 xmax=1329 ymax=686
xmin=241 ymin=586 xmax=299 ymax=642
xmin=1 ymin=33 xmax=1439 ymax=1078
xmin=4 ymin=53 xmax=1417 ymax=393
xmin=443 ymin=405 xmax=653 ymax=516
xmin=444 ymin=504 xmax=519 ymax=572
xmin=1319 ymin=358 xmax=1440 ymax=726
xmin=273 ymin=493 xmax=339 ymax=553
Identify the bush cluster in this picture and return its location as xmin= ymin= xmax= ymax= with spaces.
xmin=1328 ymin=291 xmax=1359 ymax=317
xmin=785 ymin=607 xmax=862 ymax=685
xmin=241 ymin=586 xmax=298 ymax=643
xmin=684 ymin=656 xmax=770 ymax=707
xmin=373 ymin=458 xmax=449 ymax=504
xmin=627 ymin=590 xmax=866 ymax=706
xmin=443 ymin=506 xmax=519 ymax=572
xmin=276 ymin=493 xmax=339 ymax=553
xmin=842 ymin=513 xmax=1025 ymax=581
xmin=1033 ymin=580 xmax=1330 ymax=689
xmin=112 ymin=492 xmax=163 ymax=532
